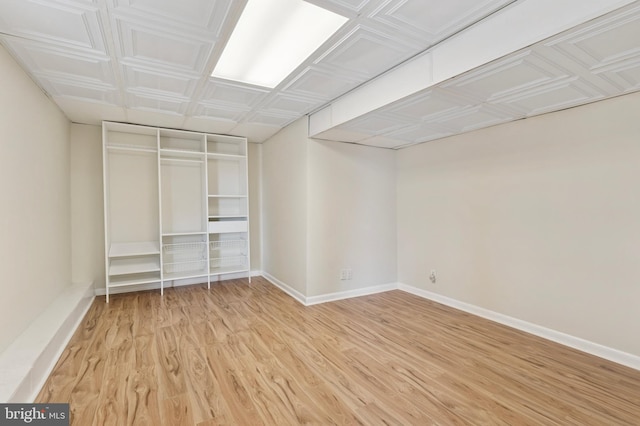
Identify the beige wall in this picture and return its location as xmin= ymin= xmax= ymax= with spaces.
xmin=261 ymin=118 xmax=397 ymax=298
xmin=397 ymin=91 xmax=640 ymax=357
xmin=247 ymin=142 xmax=262 ymax=272
xmin=307 ymin=139 xmax=396 ymax=297
xmin=0 ymin=45 xmax=71 ymax=352
xmin=261 ymin=118 xmax=308 ymax=294
xmin=70 ymin=124 xmax=104 ymax=288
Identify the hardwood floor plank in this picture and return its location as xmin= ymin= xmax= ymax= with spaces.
xmin=91 ymin=362 xmax=131 ymax=426
xmin=36 ymin=278 xmax=640 ymax=425
xmin=133 ymin=333 xmax=156 ymax=369
xmin=203 ymin=344 xmax=265 ymax=426
xmin=126 ymin=367 xmax=162 ymax=426
xmin=161 ymin=394 xmax=194 ymax=426
xmin=175 ymin=322 xmax=232 ymax=424
xmin=155 ymin=326 xmax=187 ymax=399
xmin=67 ymin=351 xmax=107 ymax=425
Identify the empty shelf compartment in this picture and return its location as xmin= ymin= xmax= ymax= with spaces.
xmin=109 ymin=256 xmax=160 ymax=276
xmin=164 ymin=259 xmax=208 ymax=275
xmin=208 ymin=218 xmax=247 ymax=233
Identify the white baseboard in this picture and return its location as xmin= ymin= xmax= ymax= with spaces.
xmin=0 ymin=282 xmax=95 ymax=402
xmin=261 ymin=272 xmax=306 ymax=305
xmin=261 ymin=273 xmax=399 ymax=307
xmin=398 ymin=283 xmax=640 ymax=372
xmin=305 ymin=283 xmax=399 ymax=306
xmin=94 ymin=270 xmax=262 ymax=296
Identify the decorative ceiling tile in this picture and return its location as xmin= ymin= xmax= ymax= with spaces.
xmin=53 ymin=97 xmax=127 ymax=125
xmin=193 ymin=103 xmax=250 ymax=123
xmin=428 ymin=104 xmax=515 ymax=133
xmin=245 ymin=111 xmax=298 ymax=128
xmin=125 ymin=92 xmax=188 ymax=115
xmin=306 ymin=0 xmax=372 ymax=16
xmin=284 ymin=66 xmax=360 ymax=100
xmin=112 ymin=17 xmax=214 ymax=74
xmin=442 ymin=50 xmax=570 ymax=103
xmin=495 ymin=77 xmax=607 ymax=117
xmin=385 ymin=89 xmax=469 ymax=121
xmin=122 ymin=65 xmax=198 ymax=98
xmin=125 ymin=109 xmax=187 ymax=128
xmin=201 ymin=80 xmax=270 ymax=108
xmin=315 ymin=25 xmax=420 ymax=78
xmin=339 ymin=112 xmax=409 ymax=135
xmin=109 ymin=0 xmax=234 ymax=37
xmin=39 ymin=76 xmax=121 ymax=104
xmin=546 ymin=3 xmax=640 ymax=70
xmin=385 ymin=122 xmax=453 ymax=144
xmin=545 ymin=3 xmax=640 ymax=94
xmin=369 ymin=0 xmax=513 ymax=45
xmin=182 ymin=116 xmax=238 ymax=135
xmin=230 ymin=122 xmax=282 ymax=143
xmin=598 ymin=58 xmax=640 ymax=92
xmin=263 ymin=93 xmax=325 ymax=116
xmin=0 ymin=0 xmax=106 ymax=53
xmin=1 ymin=36 xmax=114 ymax=86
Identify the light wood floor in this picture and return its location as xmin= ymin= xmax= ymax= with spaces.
xmin=36 ymin=277 xmax=640 ymax=425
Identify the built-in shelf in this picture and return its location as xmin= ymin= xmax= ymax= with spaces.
xmin=103 ymin=121 xmax=250 ymax=301
xmin=209 ymin=255 xmax=248 ymax=275
xmin=162 ymin=232 xmax=207 ymax=237
xmin=109 ymin=241 xmax=160 ymax=258
xmin=160 ymin=157 xmax=204 ymax=165
xmin=210 ymin=265 xmax=249 ymax=275
xmin=164 ymin=271 xmax=209 ymax=281
xmin=107 ymin=144 xmax=157 ymax=153
xmin=209 ymin=239 xmax=247 ymax=251
xmin=207 ymin=153 xmax=245 ymax=161
xmin=160 ymin=148 xmax=205 ymax=160
xmin=109 ymin=258 xmax=161 ymax=276
xmin=109 ymin=273 xmax=161 ymax=287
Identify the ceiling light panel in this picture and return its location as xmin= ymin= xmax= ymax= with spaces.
xmin=212 ymin=0 xmax=348 ymax=88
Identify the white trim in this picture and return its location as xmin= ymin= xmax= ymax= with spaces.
xmin=0 ymin=282 xmax=95 ymax=402
xmin=94 ymin=270 xmax=262 ymax=296
xmin=305 ymin=283 xmax=399 ymax=306
xmin=398 ymin=283 xmax=640 ymax=372
xmin=261 ymin=272 xmax=307 ymax=305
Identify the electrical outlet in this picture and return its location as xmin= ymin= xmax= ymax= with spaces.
xmin=429 ymin=269 xmax=437 ymax=283
xmin=340 ymin=268 xmax=353 ymax=280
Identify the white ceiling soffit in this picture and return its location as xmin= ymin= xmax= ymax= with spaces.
xmin=309 ymin=0 xmax=640 ymax=148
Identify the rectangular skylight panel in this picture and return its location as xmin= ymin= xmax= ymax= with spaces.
xmin=212 ymin=0 xmax=348 ymax=88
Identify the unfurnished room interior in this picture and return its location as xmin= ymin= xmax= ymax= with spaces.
xmin=1 ymin=0 xmax=640 ymax=424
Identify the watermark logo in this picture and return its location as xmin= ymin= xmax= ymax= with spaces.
xmin=1 ymin=404 xmax=68 ymax=425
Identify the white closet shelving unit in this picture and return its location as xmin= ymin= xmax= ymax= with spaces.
xmin=207 ymin=135 xmax=250 ymax=277
xmin=103 ymin=122 xmax=250 ymax=302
